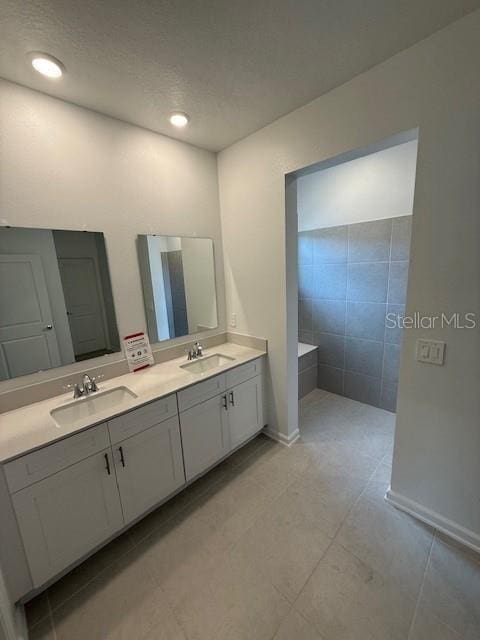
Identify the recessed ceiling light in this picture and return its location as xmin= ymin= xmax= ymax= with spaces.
xmin=170 ymin=112 xmax=190 ymax=128
xmin=29 ymin=52 xmax=64 ymax=79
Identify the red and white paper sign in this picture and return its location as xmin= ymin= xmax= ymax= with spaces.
xmin=123 ymin=332 xmax=154 ymax=372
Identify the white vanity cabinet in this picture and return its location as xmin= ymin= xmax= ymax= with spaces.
xmin=2 ymin=354 xmax=265 ymax=597
xmin=178 ymin=358 xmax=264 ymax=481
xmin=227 ymin=376 xmax=263 ymax=449
xmin=9 ymin=446 xmax=123 ymax=588
xmin=180 ymin=393 xmax=230 ymax=481
xmin=111 ymin=415 xmax=185 ymax=524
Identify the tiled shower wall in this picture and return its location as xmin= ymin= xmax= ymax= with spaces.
xmin=298 ymin=216 xmax=412 ymax=411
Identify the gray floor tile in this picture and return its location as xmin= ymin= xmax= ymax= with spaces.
xmin=336 ymin=493 xmax=434 ymax=597
xmin=409 ymin=606 xmax=462 ymax=640
xmin=274 ymin=607 xmax=326 ymax=639
xmin=52 ymin=545 xmax=185 ymax=640
xmin=296 ymin=542 xmax=417 ymax=640
xmin=419 ymin=534 xmax=480 ymax=637
xmin=48 ymin=530 xmax=135 ymax=611
xmin=28 ymin=617 xmax=56 ymax=640
xmin=233 ymin=484 xmax=333 ymax=602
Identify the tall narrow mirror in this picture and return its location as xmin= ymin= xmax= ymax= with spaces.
xmin=0 ymin=227 xmax=120 ymax=381
xmin=137 ymin=235 xmax=218 ymax=343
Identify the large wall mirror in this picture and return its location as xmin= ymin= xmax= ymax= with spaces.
xmin=138 ymin=235 xmax=218 ymax=344
xmin=0 ymin=227 xmax=120 ymax=381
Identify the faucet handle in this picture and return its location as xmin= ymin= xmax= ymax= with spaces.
xmin=90 ymin=374 xmax=104 ymax=391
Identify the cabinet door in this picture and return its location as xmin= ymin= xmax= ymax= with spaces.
xmin=12 ymin=450 xmax=123 ymax=588
xmin=227 ymin=375 xmax=263 ymax=450
xmin=113 ymin=416 xmax=185 ymax=524
xmin=180 ymin=394 xmax=230 ymax=481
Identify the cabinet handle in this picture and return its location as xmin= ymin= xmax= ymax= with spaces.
xmin=118 ymin=446 xmax=126 ymax=468
xmin=104 ymin=453 xmax=111 ymax=475
xmin=229 ymin=391 xmax=235 ymax=406
xmin=222 ymin=394 xmax=228 ymax=410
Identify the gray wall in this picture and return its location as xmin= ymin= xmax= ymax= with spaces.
xmin=298 ymin=216 xmax=411 ymax=411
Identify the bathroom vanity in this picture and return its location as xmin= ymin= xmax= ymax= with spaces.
xmin=0 ymin=343 xmax=266 ymax=601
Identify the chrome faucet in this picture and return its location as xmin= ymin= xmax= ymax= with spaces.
xmin=65 ymin=373 xmax=102 ymax=399
xmin=82 ymin=373 xmax=99 ymax=395
xmin=187 ymin=342 xmax=204 ymax=360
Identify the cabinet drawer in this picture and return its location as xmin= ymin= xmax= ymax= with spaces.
xmin=4 ymin=423 xmax=110 ymax=493
xmin=226 ymin=358 xmax=263 ymax=388
xmin=177 ymin=374 xmax=226 ymax=412
xmin=108 ymin=395 xmax=178 ymax=445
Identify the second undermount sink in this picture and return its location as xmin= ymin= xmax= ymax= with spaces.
xmin=51 ymin=386 xmax=138 ymax=428
xmin=180 ymin=353 xmax=235 ymax=374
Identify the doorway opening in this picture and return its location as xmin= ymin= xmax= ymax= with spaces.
xmin=288 ymin=128 xmax=418 ymax=433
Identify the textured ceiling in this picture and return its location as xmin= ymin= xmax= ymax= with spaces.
xmin=1 ymin=0 xmax=479 ymax=151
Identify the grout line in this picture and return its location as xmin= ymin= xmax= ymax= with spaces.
xmin=379 ymin=220 xmax=394 ymax=407
xmin=406 ymin=531 xmax=436 ymax=640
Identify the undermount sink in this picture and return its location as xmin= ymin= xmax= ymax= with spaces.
xmin=180 ymin=353 xmax=235 ymax=374
xmin=51 ymin=386 xmax=138 ymax=427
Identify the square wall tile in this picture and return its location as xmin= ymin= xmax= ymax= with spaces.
xmin=344 ymin=371 xmax=381 ymax=407
xmin=388 ymin=261 xmax=409 ymax=305
xmin=299 ymin=298 xmax=313 ymax=332
xmin=347 ymin=262 xmax=389 ymax=303
xmin=391 ymin=216 xmax=412 ymax=261
xmin=315 ymin=263 xmax=347 ymax=300
xmin=317 ymin=364 xmax=344 ymax=394
xmin=298 ymin=231 xmax=314 ymax=266
xmin=345 ymin=337 xmax=384 ymax=378
xmin=312 ymin=226 xmax=348 ymax=264
xmin=299 ymin=366 xmax=318 ymax=398
xmin=312 ymin=299 xmax=346 ymax=335
xmin=382 ymin=343 xmax=401 ymax=385
xmin=299 ymin=265 xmax=315 ymax=298
xmin=315 ymin=332 xmax=345 ymax=369
xmin=380 ymin=383 xmax=398 ymax=413
xmin=299 ymin=350 xmax=318 ymax=372
xmin=385 ymin=304 xmax=405 ymax=345
xmin=346 ymin=302 xmax=387 ymax=341
xmin=348 ymin=219 xmax=392 ymax=262
xmin=299 ymin=330 xmax=313 ymax=345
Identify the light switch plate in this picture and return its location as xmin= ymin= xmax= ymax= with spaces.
xmin=416 ymin=339 xmax=445 ymax=365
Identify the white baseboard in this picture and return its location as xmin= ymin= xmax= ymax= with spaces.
xmin=263 ymin=427 xmax=300 ymax=447
xmin=386 ymin=489 xmax=480 ymax=554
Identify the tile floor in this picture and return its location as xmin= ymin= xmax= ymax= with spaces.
xmin=26 ymin=389 xmax=480 ymax=640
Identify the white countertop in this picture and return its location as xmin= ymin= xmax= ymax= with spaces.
xmin=0 ymin=342 xmax=266 ymax=463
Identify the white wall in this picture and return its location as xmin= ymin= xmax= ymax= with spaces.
xmin=218 ymin=12 xmax=480 ymax=547
xmin=297 ymin=139 xmax=418 ymax=231
xmin=0 ymin=79 xmax=225 ymax=392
